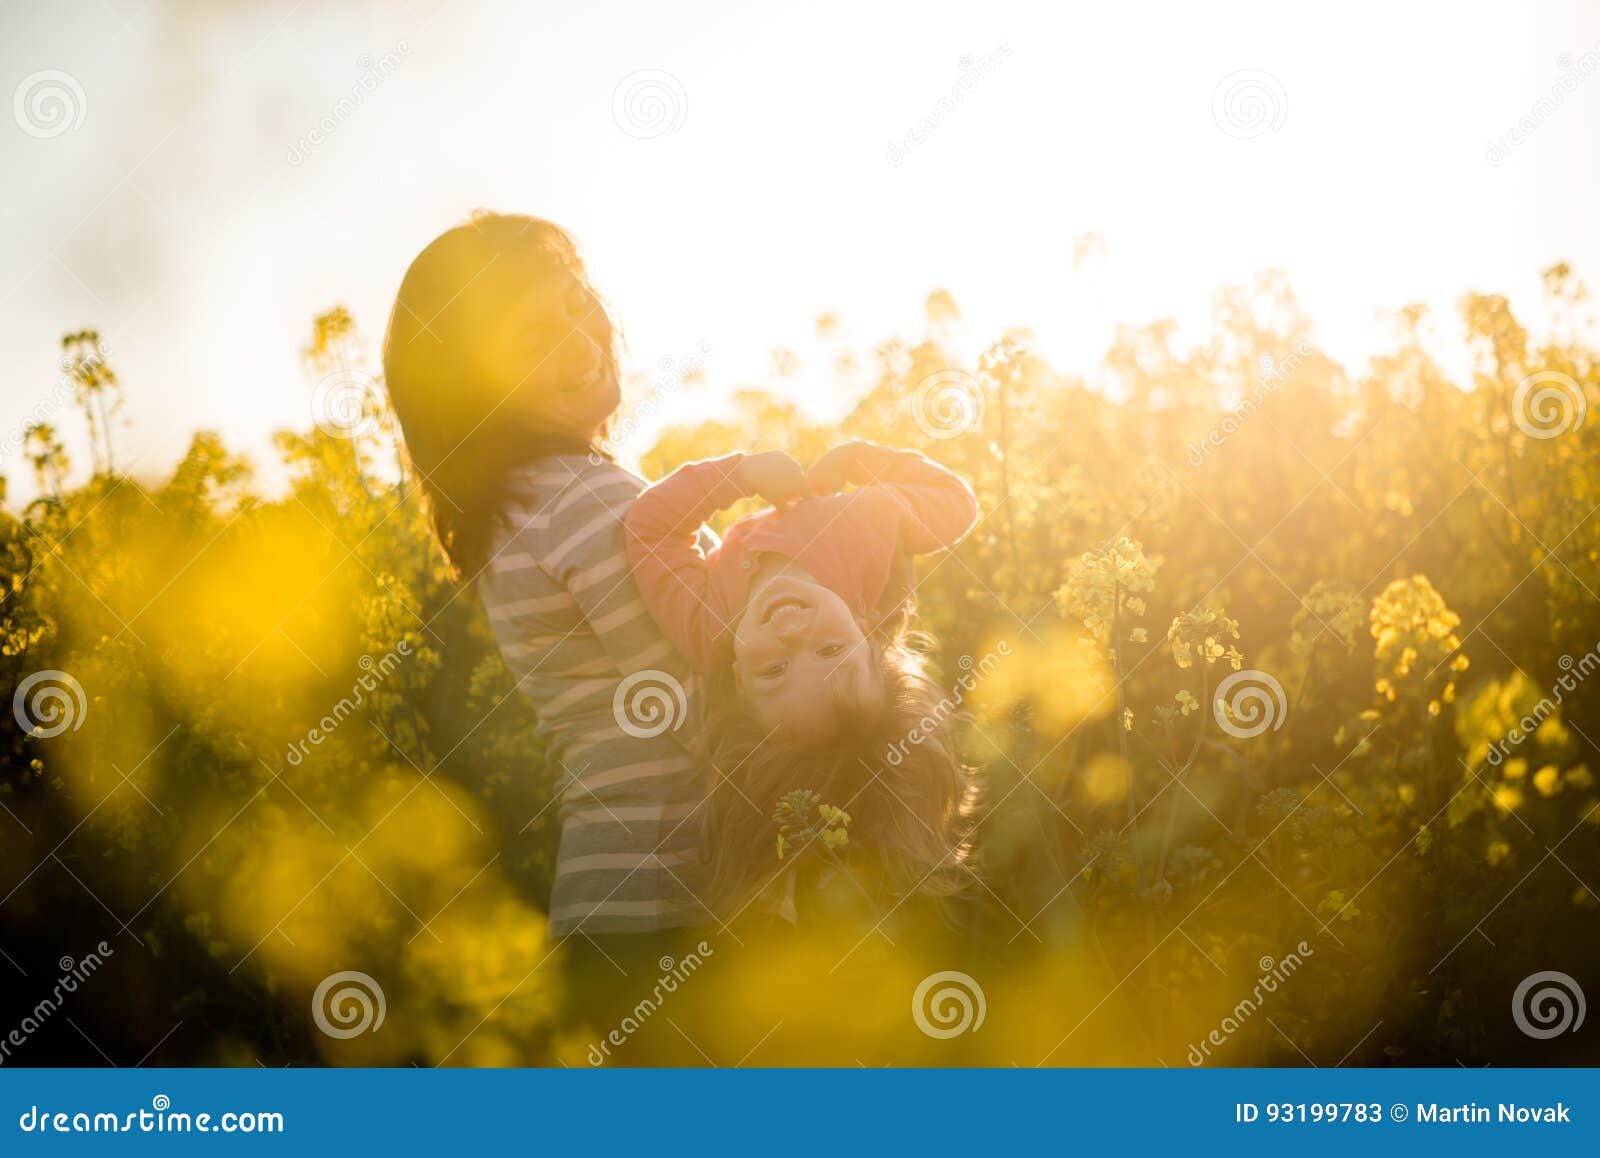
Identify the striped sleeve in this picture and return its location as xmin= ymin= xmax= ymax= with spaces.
xmin=509 ymin=468 xmax=679 ymax=676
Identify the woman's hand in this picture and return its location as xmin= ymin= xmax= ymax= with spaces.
xmin=738 ymin=450 xmax=811 ymax=509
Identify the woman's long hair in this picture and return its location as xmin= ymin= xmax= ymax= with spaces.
xmin=382 ymin=213 xmax=618 ymax=579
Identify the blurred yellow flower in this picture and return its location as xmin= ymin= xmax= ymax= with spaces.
xmin=1081 ymin=752 xmax=1133 ymax=807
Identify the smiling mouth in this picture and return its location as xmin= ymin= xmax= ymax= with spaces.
xmin=762 ymin=596 xmax=810 ymax=624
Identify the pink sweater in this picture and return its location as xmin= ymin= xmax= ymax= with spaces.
xmin=624 ymin=445 xmax=979 ymax=673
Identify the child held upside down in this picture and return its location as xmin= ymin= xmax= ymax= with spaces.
xmin=624 ymin=440 xmax=980 ymax=915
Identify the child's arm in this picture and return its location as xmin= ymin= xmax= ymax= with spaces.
xmin=624 ymin=451 xmax=809 ymax=671
xmin=809 ymin=441 xmax=979 ymax=555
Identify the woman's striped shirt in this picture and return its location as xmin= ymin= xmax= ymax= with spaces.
xmin=478 ymin=455 xmax=707 ymax=936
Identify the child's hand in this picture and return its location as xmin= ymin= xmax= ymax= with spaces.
xmin=807 ymin=441 xmax=885 ymax=494
xmin=738 ymin=451 xmax=811 ymax=509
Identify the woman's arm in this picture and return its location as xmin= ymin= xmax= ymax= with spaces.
xmin=494 ymin=468 xmax=682 ymax=676
xmin=810 ymin=441 xmax=979 ymax=555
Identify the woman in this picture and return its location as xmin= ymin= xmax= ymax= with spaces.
xmin=382 ymin=212 xmax=706 ymax=939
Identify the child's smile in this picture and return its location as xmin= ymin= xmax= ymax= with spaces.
xmin=732 ymin=573 xmax=880 ymax=734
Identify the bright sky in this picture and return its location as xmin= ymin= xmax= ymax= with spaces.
xmin=3 ymin=0 xmax=1598 ymax=500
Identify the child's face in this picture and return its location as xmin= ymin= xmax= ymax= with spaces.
xmin=732 ymin=575 xmax=882 ymax=734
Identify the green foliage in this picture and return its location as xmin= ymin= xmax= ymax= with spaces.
xmin=4 ymin=271 xmax=1599 ymax=1065
xmin=644 ymin=268 xmax=1600 ymax=1063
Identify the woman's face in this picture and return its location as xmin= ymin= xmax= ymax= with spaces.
xmin=537 ymin=328 xmax=619 ymax=437
xmin=476 ymin=272 xmax=620 ymax=440
xmin=732 ymin=574 xmax=883 ymax=734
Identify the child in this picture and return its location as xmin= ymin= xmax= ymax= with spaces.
xmin=382 ymin=212 xmax=704 ymax=938
xmin=624 ymin=440 xmax=979 ymax=917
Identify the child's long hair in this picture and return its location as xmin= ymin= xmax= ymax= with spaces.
xmin=699 ymin=615 xmax=975 ymax=918
xmin=383 ymin=212 xmax=618 ymax=579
